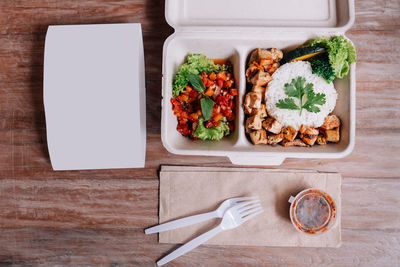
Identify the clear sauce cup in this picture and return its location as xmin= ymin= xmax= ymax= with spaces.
xmin=288 ymin=188 xmax=336 ymax=235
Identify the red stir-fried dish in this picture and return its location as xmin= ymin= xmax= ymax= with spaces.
xmin=171 ymin=65 xmax=237 ymax=141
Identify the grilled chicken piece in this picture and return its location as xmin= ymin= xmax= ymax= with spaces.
xmin=325 ymin=128 xmax=340 ymax=142
xmin=260 ymin=60 xmax=279 ymax=73
xmin=249 ymin=70 xmax=272 ymax=86
xmin=298 ymin=125 xmax=318 ymax=135
xmin=259 ymin=58 xmax=273 ymax=70
xmin=248 ymin=48 xmax=283 ymax=65
xmin=293 ymin=139 xmax=308 ymax=147
xmin=267 ymin=133 xmax=284 ymax=145
xmin=245 ymin=124 xmax=252 ymax=134
xmin=243 ymin=105 xmax=253 ymax=115
xmin=244 ymin=92 xmax=262 ymax=109
xmin=281 ymin=139 xmax=294 ymax=147
xmin=252 ymin=85 xmax=266 ymax=95
xmin=282 ymin=126 xmax=297 ymax=142
xmin=266 ymin=62 xmax=280 ymax=74
xmin=245 ymin=62 xmax=263 ymax=81
xmin=246 ymin=115 xmax=263 ymax=130
xmin=320 ymin=115 xmax=341 ymax=130
xmin=299 ymin=126 xmax=319 ymax=146
xmin=262 ymin=118 xmax=283 ymax=134
xmin=301 ymin=133 xmax=318 ymax=146
xmin=271 ymin=48 xmax=283 ymax=61
xmin=251 ymin=104 xmax=268 ymax=118
xmin=248 ymin=48 xmax=271 ymax=66
xmin=245 ymin=117 xmax=254 ymax=134
xmin=317 ymin=135 xmax=327 ymax=145
xmin=299 ymin=125 xmax=306 ymax=134
xmin=249 ymin=129 xmax=268 ymax=145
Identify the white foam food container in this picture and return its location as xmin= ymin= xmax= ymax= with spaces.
xmin=161 ymin=0 xmax=356 ymax=165
xmin=44 ymin=24 xmax=146 ymax=170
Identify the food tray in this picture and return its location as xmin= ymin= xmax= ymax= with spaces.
xmin=161 ymin=0 xmax=355 ymax=165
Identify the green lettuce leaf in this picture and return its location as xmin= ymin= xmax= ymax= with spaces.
xmin=172 ymin=54 xmax=227 ymax=97
xmin=305 ymin=35 xmax=357 ymax=79
xmin=193 ymin=118 xmax=230 ymax=141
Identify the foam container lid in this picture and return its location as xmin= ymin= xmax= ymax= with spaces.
xmin=44 ymin=23 xmax=146 ymax=170
xmin=166 ymin=0 xmax=354 ymax=32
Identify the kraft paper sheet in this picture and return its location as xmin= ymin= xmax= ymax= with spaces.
xmin=159 ymin=166 xmax=341 ymax=247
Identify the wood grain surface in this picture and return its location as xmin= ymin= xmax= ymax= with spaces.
xmin=0 ymin=0 xmax=399 ymax=266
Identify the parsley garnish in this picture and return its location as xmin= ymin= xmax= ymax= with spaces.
xmin=189 ymin=73 xmax=214 ymax=121
xmin=276 ymin=76 xmax=326 ymax=115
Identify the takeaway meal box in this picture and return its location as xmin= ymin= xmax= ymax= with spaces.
xmin=161 ymin=0 xmax=356 ymax=165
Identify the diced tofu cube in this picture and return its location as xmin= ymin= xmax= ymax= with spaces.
xmin=262 ymin=118 xmax=283 ymax=134
xmin=321 ymin=115 xmax=341 ymax=130
xmin=250 ymin=70 xmax=272 ymax=86
xmin=293 ymin=139 xmax=308 ymax=147
xmin=249 ymin=129 xmax=268 ymax=145
xmin=325 ymin=128 xmax=340 ymax=142
xmin=282 ymin=126 xmax=297 ymax=141
xmin=246 ymin=115 xmax=262 ymax=130
xmin=244 ymin=92 xmax=262 ymax=109
xmin=251 ymin=104 xmax=268 ymax=118
xmin=317 ymin=135 xmax=327 ymax=145
xmin=267 ymin=133 xmax=284 ymax=145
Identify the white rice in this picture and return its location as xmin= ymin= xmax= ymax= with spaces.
xmin=265 ymin=61 xmax=337 ymax=130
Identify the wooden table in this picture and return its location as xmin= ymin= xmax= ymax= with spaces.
xmin=0 ymin=0 xmax=399 ymax=266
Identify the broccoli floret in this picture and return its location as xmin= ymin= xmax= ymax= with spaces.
xmin=310 ymin=54 xmax=335 ymax=83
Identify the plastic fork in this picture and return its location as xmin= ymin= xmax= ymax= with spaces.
xmin=157 ymin=200 xmax=263 ymax=266
xmin=145 ymin=196 xmax=259 ymax=234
